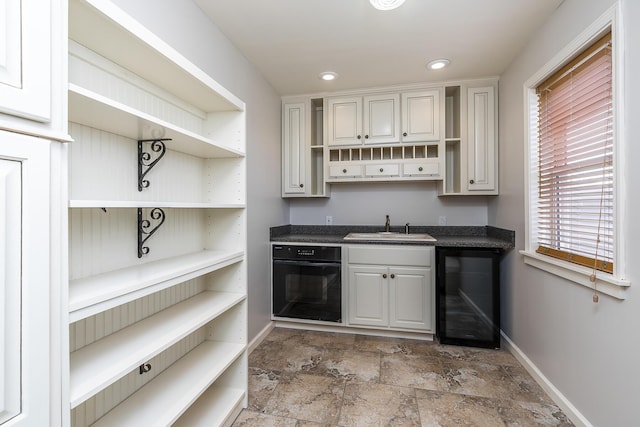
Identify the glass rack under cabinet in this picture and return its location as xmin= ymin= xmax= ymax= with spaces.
xmin=328 ymin=143 xmax=438 ymax=162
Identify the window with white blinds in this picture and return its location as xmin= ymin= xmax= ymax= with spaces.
xmin=534 ymin=32 xmax=613 ymax=273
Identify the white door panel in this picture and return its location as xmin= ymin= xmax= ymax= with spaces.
xmin=0 ymin=159 xmax=20 ymax=425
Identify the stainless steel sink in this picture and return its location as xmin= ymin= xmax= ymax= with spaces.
xmin=344 ymin=232 xmax=437 ymax=242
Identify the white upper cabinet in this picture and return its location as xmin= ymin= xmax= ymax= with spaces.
xmin=0 ymin=0 xmax=67 ymax=140
xmin=363 ymin=94 xmax=400 ymax=144
xmin=327 ymin=96 xmax=363 ymax=146
xmin=281 ymin=97 xmax=327 ymax=198
xmin=282 ymin=102 xmax=307 ymax=195
xmin=467 ymin=86 xmax=496 ymax=192
xmin=401 ymin=90 xmax=441 ymax=142
xmin=440 ymin=80 xmax=498 ymax=196
xmin=327 ymin=94 xmax=400 ymax=146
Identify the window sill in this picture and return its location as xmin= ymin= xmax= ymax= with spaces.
xmin=520 ymin=250 xmax=630 ymax=300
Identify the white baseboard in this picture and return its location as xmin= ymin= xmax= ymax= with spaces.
xmin=500 ymin=331 xmax=592 ymax=427
xmin=248 ymin=321 xmax=275 ymax=354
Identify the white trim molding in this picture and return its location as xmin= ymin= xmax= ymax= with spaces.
xmin=247 ymin=322 xmax=275 ymax=354
xmin=522 ymin=3 xmax=629 ymax=298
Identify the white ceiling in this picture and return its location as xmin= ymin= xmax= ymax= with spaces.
xmin=194 ymin=0 xmax=564 ymax=96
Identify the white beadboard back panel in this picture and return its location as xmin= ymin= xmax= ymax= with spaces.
xmin=206 ymin=209 xmax=246 ymax=252
xmin=69 ymin=208 xmax=207 ymax=280
xmin=206 ymin=300 xmax=247 ymax=345
xmin=205 ymin=111 xmax=246 ymax=153
xmin=69 ymin=43 xmax=204 ymax=134
xmin=69 ymin=278 xmax=204 ymax=352
xmin=69 ymin=122 xmax=207 ymax=203
xmin=71 ymin=329 xmax=206 ymax=427
xmin=205 ymin=157 xmax=246 ymax=204
xmin=206 ymin=262 xmax=246 ymax=294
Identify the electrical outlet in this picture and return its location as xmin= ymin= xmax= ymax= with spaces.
xmin=326 ymin=215 xmax=333 ymax=225
xmin=438 ymin=216 xmax=447 ymax=226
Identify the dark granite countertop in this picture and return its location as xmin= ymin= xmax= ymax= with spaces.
xmin=270 ymin=225 xmax=514 ymax=250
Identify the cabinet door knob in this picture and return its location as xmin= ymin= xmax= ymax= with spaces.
xmin=365 ymin=134 xmax=369 ymax=139
xmin=357 ymin=135 xmax=362 ymax=139
xmin=390 ymin=273 xmax=395 ymax=279
xmin=469 ymin=179 xmax=475 ymax=184
xmin=403 ymin=132 xmax=408 ymax=137
xmin=299 ymin=183 xmax=304 ymax=188
xmin=379 ymin=168 xmax=384 ymax=173
xmin=382 ymin=273 xmax=387 ymax=279
xmin=418 ymin=166 xmax=423 ymax=172
xmin=343 ymin=168 xmax=347 ymax=173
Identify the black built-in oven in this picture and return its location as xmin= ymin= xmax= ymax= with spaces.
xmin=272 ymin=245 xmax=342 ymax=323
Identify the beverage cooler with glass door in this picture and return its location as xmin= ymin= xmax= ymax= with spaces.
xmin=436 ymin=248 xmax=501 ymax=348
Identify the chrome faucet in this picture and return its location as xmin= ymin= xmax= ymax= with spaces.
xmin=385 ymin=215 xmax=390 ymax=232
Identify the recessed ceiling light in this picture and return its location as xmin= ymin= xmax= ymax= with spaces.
xmin=318 ymin=71 xmax=339 ymax=81
xmin=369 ymin=0 xmax=406 ymax=11
xmin=426 ymin=59 xmax=450 ymax=70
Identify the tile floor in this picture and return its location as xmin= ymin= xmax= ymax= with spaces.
xmin=232 ymin=328 xmax=574 ymax=427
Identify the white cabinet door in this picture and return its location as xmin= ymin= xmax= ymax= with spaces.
xmin=0 ymin=134 xmax=53 ymax=427
xmin=0 ymin=159 xmax=21 ymax=425
xmin=348 ymin=266 xmax=388 ymax=327
xmin=389 ymin=267 xmax=433 ymax=331
xmin=282 ymin=102 xmax=307 ymax=195
xmin=363 ymin=94 xmax=400 ymax=144
xmin=0 ymin=0 xmax=51 ymax=122
xmin=467 ymin=86 xmax=496 ymax=191
xmin=401 ymin=90 xmax=440 ymax=142
xmin=327 ymin=97 xmax=362 ymax=146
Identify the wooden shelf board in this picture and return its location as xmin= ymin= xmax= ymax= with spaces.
xmin=70 ymin=291 xmax=245 ymax=407
xmin=173 ymin=386 xmax=245 ymax=427
xmin=91 ymin=341 xmax=245 ymax=427
xmin=69 ymin=250 xmax=244 ymax=322
xmin=69 ymin=0 xmax=243 ymax=113
xmin=69 ymin=86 xmax=245 ymax=159
xmin=69 ymin=200 xmax=245 ymax=209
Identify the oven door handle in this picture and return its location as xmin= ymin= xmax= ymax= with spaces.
xmin=273 ymin=260 xmax=341 ymax=268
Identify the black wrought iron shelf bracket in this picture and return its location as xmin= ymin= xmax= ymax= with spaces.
xmin=138 ymin=208 xmax=166 ymax=258
xmin=138 ymin=138 xmax=171 ymax=192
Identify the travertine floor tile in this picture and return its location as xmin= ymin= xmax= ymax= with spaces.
xmin=354 ymin=334 xmax=428 ymax=355
xmin=381 ymin=353 xmax=448 ymax=390
xmin=232 ymin=410 xmax=298 ymax=427
xmin=250 ymin=340 xmax=328 ymax=373
xmin=497 ymin=400 xmax=574 ymax=426
xmin=501 ymin=365 xmax=556 ymax=405
xmin=415 ymin=389 xmax=505 ymax=427
xmin=233 ymin=328 xmax=574 ymax=427
xmin=439 ymin=360 xmax=514 ymax=399
xmin=339 ymin=382 xmax=420 ymax=427
xmin=262 ymin=374 xmax=345 ymax=424
xmin=247 ymin=367 xmax=281 ymax=412
xmin=309 ymin=348 xmax=380 ymax=383
xmin=300 ymin=330 xmax=356 ymax=350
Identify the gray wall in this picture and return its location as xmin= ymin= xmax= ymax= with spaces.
xmin=290 ymin=183 xmax=490 ymax=226
xmin=492 ymin=0 xmax=640 ymax=425
xmin=111 ymin=0 xmax=287 ymax=341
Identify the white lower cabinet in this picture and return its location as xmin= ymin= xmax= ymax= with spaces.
xmin=348 ymin=265 xmax=389 ymax=327
xmin=347 ymin=245 xmax=435 ymax=332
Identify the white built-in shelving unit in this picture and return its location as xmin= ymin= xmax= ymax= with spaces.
xmin=66 ymin=0 xmax=247 ymax=425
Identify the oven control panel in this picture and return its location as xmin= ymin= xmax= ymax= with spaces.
xmin=272 ymin=245 xmax=341 ymax=262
